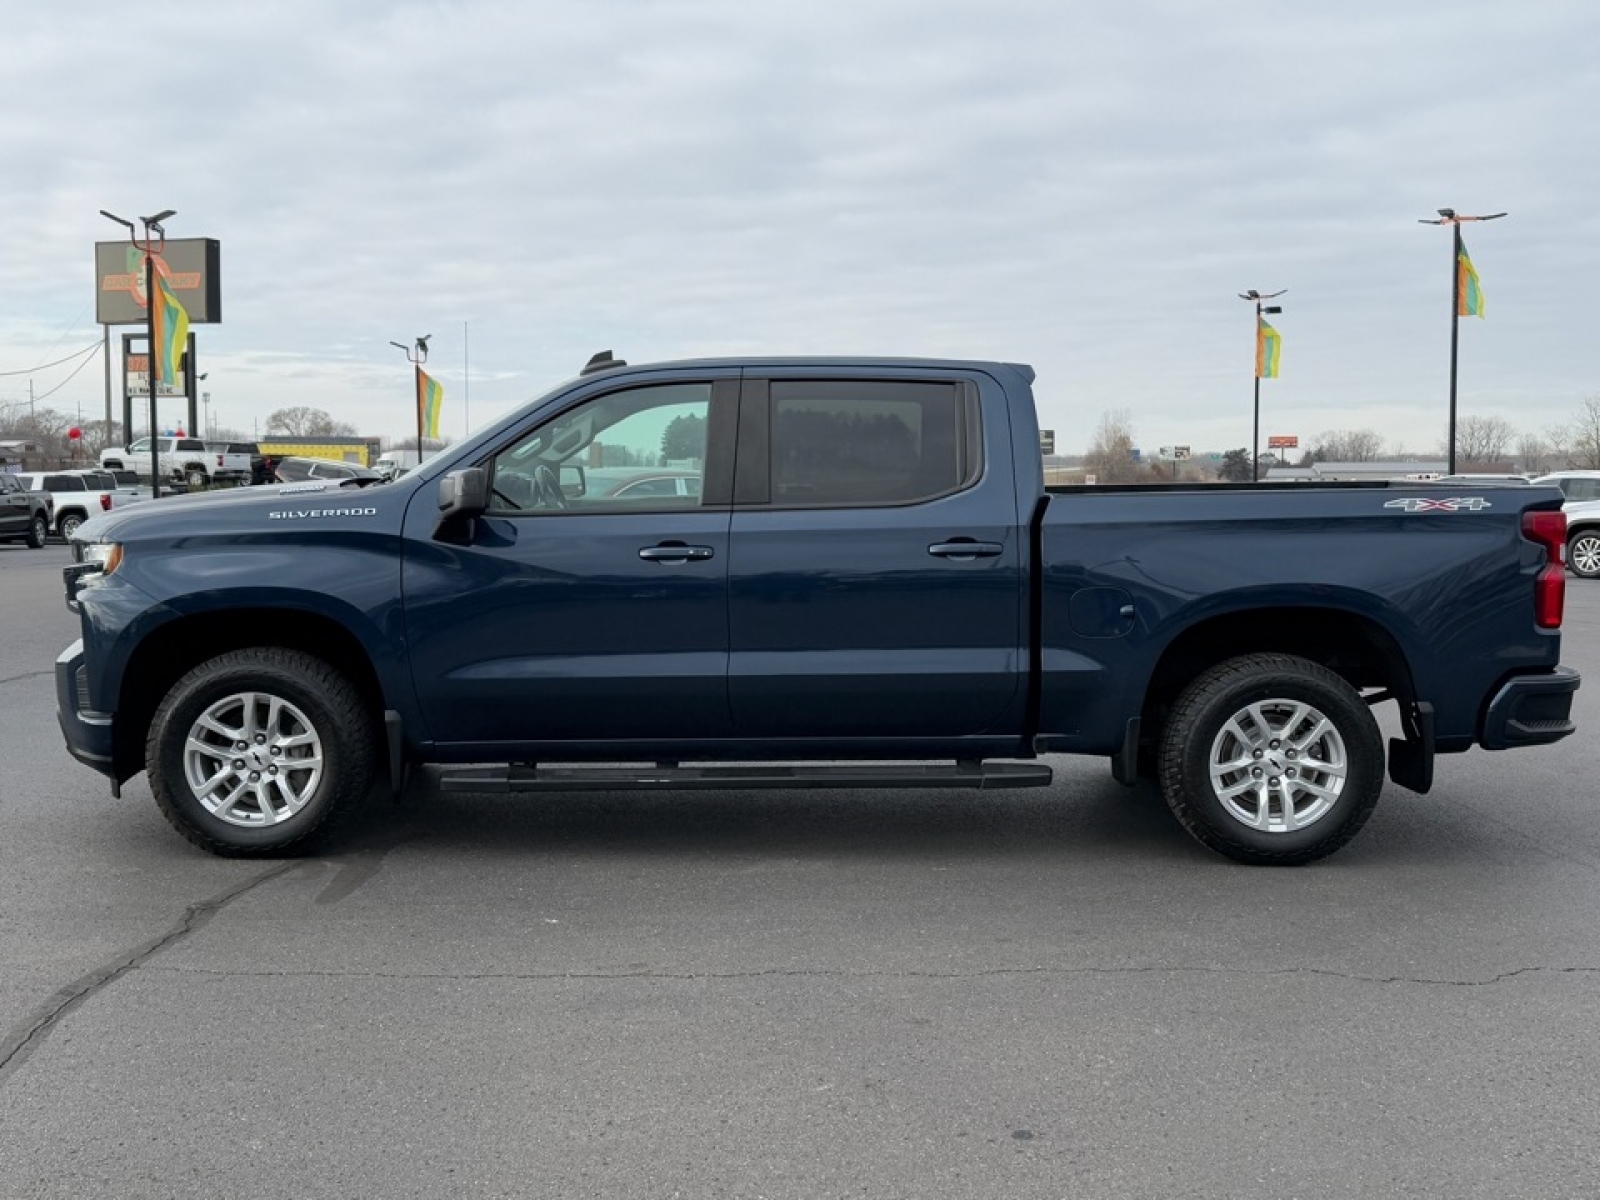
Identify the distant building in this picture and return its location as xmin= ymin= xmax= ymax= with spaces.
xmin=1264 ymin=460 xmax=1448 ymax=483
xmin=256 ymin=435 xmax=379 ymax=466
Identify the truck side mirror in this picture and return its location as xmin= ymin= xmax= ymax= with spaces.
xmin=435 ymin=469 xmax=488 ymax=541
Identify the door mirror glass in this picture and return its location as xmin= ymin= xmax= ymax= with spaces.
xmin=437 ymin=468 xmax=489 ymax=519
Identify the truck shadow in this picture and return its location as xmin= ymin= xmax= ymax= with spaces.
xmin=318 ymin=764 xmax=1204 ymax=866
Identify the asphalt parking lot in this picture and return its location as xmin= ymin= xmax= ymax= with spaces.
xmin=1 ymin=543 xmax=1598 ymax=1199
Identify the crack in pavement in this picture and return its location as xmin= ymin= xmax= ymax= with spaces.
xmin=0 ymin=669 xmax=56 ymax=688
xmin=136 ymin=963 xmax=1600 ymax=987
xmin=0 ymin=862 xmax=305 ymax=1086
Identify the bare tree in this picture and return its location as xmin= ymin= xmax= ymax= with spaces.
xmin=1452 ymin=415 xmax=1516 ymax=469
xmin=1561 ymin=396 xmax=1600 ymax=469
xmin=1517 ymin=433 xmax=1551 ymax=475
xmin=1307 ymin=428 xmax=1385 ymax=462
xmin=265 ymin=406 xmax=358 ymax=438
xmin=1083 ymin=409 xmax=1144 ymax=484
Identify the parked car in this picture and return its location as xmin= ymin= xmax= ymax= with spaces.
xmin=374 ymin=450 xmax=422 ymax=480
xmin=272 ymin=456 xmax=384 ymax=485
xmin=59 ymin=352 xmax=1579 ymax=866
xmin=0 ymin=471 xmax=50 ymax=547
xmin=1529 ymin=470 xmax=1600 ymax=504
xmin=101 ymin=437 xmax=252 ymax=488
xmin=580 ymin=467 xmax=703 ymax=502
xmin=12 ymin=469 xmax=135 ymax=539
xmin=206 ymin=441 xmax=269 ymax=485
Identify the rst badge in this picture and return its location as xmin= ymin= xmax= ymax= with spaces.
xmin=1384 ymin=497 xmax=1493 ymax=513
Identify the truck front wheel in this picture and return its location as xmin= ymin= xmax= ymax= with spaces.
xmin=1157 ymin=653 xmax=1384 ymax=865
xmin=146 ymin=648 xmax=378 ymax=856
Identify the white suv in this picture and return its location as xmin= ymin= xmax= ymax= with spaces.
xmin=1529 ymin=470 xmax=1600 ymax=504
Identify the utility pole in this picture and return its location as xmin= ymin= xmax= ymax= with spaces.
xmin=1418 ymin=208 xmax=1506 ymax=474
xmin=1238 ymin=289 xmax=1286 ymax=482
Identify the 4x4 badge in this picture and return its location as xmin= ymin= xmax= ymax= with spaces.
xmin=1384 ymin=497 xmax=1493 ymax=513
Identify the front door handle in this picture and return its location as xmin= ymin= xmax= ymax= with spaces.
xmin=639 ymin=543 xmax=715 ymax=563
xmin=928 ymin=540 xmax=1004 ymax=561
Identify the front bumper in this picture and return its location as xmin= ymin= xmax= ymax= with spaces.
xmin=1480 ymin=667 xmax=1581 ymax=750
xmin=56 ymin=638 xmax=117 ymax=780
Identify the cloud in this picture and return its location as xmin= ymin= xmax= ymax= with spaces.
xmin=1 ymin=0 xmax=1596 ymax=455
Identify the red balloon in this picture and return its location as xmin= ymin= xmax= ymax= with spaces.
xmin=68 ymin=427 xmax=82 ymax=440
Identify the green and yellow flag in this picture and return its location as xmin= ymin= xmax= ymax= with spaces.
xmin=417 ymin=369 xmax=444 ymax=440
xmin=150 ymin=270 xmax=190 ymax=386
xmin=1256 ymin=318 xmax=1281 ymax=379
xmin=1458 ymin=240 xmax=1485 ymax=318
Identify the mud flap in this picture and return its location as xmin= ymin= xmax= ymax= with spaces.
xmin=1387 ymin=701 xmax=1434 ymax=794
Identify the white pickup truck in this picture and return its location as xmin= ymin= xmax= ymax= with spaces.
xmin=13 ymin=468 xmax=146 ymax=539
xmin=100 ymin=437 xmax=252 ymax=488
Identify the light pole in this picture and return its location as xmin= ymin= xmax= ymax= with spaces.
xmin=1418 ymin=208 xmax=1506 ymax=474
xmin=101 ymin=207 xmax=176 ymax=498
xmin=390 ymin=334 xmax=432 ymax=456
xmin=1238 ymin=289 xmax=1285 ymax=482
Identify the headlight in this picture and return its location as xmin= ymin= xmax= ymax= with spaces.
xmin=79 ymin=543 xmax=124 ymax=574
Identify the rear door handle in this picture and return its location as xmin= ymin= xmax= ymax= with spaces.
xmin=639 ymin=544 xmax=715 ymax=563
xmin=928 ymin=541 xmax=1004 ymax=561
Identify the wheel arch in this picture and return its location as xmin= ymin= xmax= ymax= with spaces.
xmin=111 ymin=607 xmax=389 ymax=781
xmin=1139 ymin=606 xmax=1419 ymax=747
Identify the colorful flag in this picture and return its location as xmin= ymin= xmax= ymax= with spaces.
xmin=417 ymin=369 xmax=444 ymax=440
xmin=150 ymin=269 xmax=190 ymax=386
xmin=1458 ymin=240 xmax=1485 ymax=318
xmin=1256 ymin=318 xmax=1281 ymax=379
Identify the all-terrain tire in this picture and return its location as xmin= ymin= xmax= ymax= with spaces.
xmin=25 ymin=513 xmax=47 ymax=548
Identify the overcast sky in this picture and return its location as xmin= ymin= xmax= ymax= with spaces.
xmin=2 ymin=0 xmax=1597 ymax=458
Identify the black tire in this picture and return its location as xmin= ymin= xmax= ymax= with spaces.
xmin=146 ymin=648 xmax=379 ymax=856
xmin=1157 ymin=653 xmax=1384 ymax=865
xmin=1567 ymin=529 xmax=1600 ymax=580
xmin=185 ymin=466 xmax=208 ymax=490
xmin=57 ymin=511 xmax=84 ymax=539
xmin=25 ymin=513 xmax=47 ymax=548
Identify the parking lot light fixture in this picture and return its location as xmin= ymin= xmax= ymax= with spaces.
xmin=1238 ymin=289 xmax=1286 ymax=482
xmin=1418 ymin=209 xmax=1507 ymax=474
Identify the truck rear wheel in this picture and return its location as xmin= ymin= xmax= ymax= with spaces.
xmin=146 ymin=648 xmax=378 ymax=856
xmin=184 ymin=466 xmax=209 ymax=490
xmin=26 ymin=513 xmax=47 ymax=548
xmin=1157 ymin=653 xmax=1384 ymax=865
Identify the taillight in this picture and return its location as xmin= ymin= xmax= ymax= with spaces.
xmin=216 ymin=454 xmax=224 ymax=467
xmin=1522 ymin=509 xmax=1566 ymax=630
xmin=99 ymin=494 xmax=112 ymax=511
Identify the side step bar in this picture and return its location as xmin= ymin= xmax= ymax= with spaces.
xmin=438 ymin=762 xmax=1054 ymax=794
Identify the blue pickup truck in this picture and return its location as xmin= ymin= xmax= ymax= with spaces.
xmin=57 ymin=354 xmax=1579 ymax=865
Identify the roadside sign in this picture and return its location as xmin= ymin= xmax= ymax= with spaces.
xmin=1039 ymin=429 xmax=1055 ymax=455
xmin=1268 ymin=435 xmax=1299 ymax=449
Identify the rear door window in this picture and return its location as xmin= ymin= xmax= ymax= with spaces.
xmin=766 ymin=380 xmax=976 ymax=507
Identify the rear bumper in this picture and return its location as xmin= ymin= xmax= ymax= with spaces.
xmin=56 ymin=639 xmax=117 ymax=779
xmin=1481 ymin=667 xmax=1580 ymax=750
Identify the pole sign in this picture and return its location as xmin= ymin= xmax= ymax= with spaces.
xmin=1268 ymin=435 xmax=1299 ymax=449
xmin=1039 ymin=429 xmax=1056 ymax=455
xmin=124 ymin=335 xmax=195 ymax=396
xmin=95 ymin=239 xmax=222 ymax=325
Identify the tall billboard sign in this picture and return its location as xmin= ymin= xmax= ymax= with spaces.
xmin=95 ymin=239 xmax=222 ymax=326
